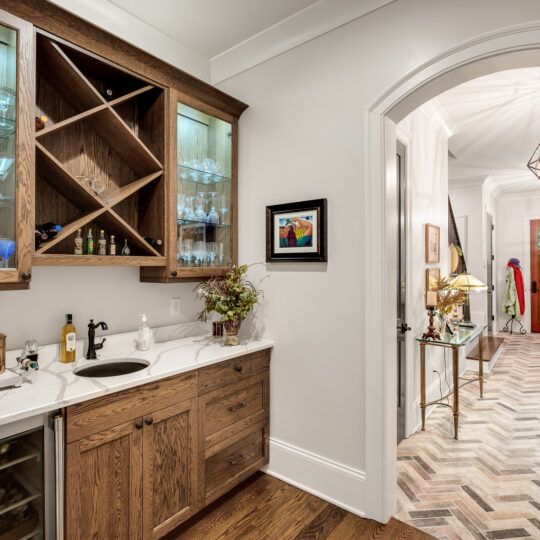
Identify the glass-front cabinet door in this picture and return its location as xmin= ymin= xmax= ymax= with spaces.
xmin=176 ymin=100 xmax=235 ymax=276
xmin=0 ymin=11 xmax=33 ymax=289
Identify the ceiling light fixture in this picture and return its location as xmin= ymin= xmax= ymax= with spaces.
xmin=527 ymin=143 xmax=540 ymax=179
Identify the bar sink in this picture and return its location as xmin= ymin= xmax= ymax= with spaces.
xmin=74 ymin=358 xmax=150 ymax=378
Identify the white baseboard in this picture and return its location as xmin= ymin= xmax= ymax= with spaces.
xmin=262 ymin=437 xmax=366 ymax=517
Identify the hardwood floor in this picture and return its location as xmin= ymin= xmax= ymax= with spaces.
xmin=397 ymin=333 xmax=540 ymax=539
xmin=166 ymin=472 xmax=433 ymax=539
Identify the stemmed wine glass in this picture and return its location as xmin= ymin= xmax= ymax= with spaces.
xmin=206 ymin=242 xmax=217 ymax=266
xmin=195 ymin=241 xmax=207 ymax=266
xmin=180 ymin=238 xmax=194 ymax=266
xmin=184 ymin=197 xmax=195 ymax=221
xmin=194 ymin=195 xmax=207 ymax=223
xmin=219 ymin=194 xmax=229 ymax=225
xmin=207 ymin=192 xmax=219 ymax=224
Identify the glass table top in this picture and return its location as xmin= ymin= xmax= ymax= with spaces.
xmin=416 ymin=324 xmax=486 ymax=346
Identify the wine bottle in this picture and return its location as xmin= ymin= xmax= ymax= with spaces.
xmin=37 ymin=223 xmax=62 ymax=238
xmin=35 ymin=230 xmax=48 ymax=249
xmin=101 ymin=89 xmax=114 ymax=100
xmin=121 ymin=239 xmax=130 ymax=256
xmin=60 ymin=314 xmax=76 ymax=363
xmin=109 ymin=235 xmax=116 ymax=255
xmin=86 ymin=228 xmax=94 ymax=255
xmin=74 ymin=229 xmax=83 ymax=255
xmin=98 ymin=230 xmax=106 ymax=255
xmin=144 ymin=237 xmax=163 ymax=248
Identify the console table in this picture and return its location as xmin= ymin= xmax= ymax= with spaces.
xmin=416 ymin=325 xmax=486 ymax=439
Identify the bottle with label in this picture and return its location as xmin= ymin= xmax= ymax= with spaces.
xmin=86 ymin=228 xmax=94 ymax=255
xmin=137 ymin=314 xmax=150 ymax=351
xmin=74 ymin=229 xmax=83 ymax=255
xmin=109 ymin=235 xmax=116 ymax=255
xmin=121 ymin=239 xmax=130 ymax=256
xmin=60 ymin=314 xmax=76 ymax=363
xmin=98 ymin=230 xmax=106 ymax=255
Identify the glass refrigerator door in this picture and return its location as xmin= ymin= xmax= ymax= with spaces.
xmin=176 ymin=103 xmax=232 ymax=270
xmin=0 ymin=23 xmax=17 ymax=273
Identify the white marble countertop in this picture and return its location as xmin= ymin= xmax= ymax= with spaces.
xmin=0 ymin=323 xmax=273 ymax=427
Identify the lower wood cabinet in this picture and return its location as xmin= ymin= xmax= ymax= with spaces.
xmin=64 ymin=349 xmax=270 ymax=539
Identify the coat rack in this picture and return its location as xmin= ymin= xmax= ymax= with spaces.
xmin=503 ymin=262 xmax=527 ymax=335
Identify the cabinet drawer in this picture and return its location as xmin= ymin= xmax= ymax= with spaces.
xmin=203 ymin=423 xmax=267 ymax=505
xmin=198 ymin=349 xmax=270 ymax=394
xmin=66 ymin=371 xmax=198 ymax=442
xmin=200 ymin=373 xmax=267 ymax=448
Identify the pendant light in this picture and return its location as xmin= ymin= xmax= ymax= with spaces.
xmin=527 ymin=143 xmax=540 ymax=179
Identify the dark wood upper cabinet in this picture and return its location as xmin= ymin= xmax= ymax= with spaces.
xmin=0 ymin=10 xmax=34 ymax=291
xmin=0 ymin=1 xmax=247 ymax=288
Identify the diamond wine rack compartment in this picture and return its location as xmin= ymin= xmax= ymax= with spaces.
xmin=33 ymin=32 xmax=166 ymax=266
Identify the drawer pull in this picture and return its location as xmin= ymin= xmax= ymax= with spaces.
xmin=234 ymin=366 xmax=243 ymax=373
xmin=229 ymin=402 xmax=247 ymax=412
xmin=229 ymin=454 xmax=246 ymax=465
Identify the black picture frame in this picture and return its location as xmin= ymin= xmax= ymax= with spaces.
xmin=266 ymin=198 xmax=327 ymax=262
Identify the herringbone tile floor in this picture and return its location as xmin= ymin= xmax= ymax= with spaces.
xmin=396 ymin=332 xmax=540 ymax=540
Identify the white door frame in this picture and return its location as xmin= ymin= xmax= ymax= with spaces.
xmin=363 ymin=23 xmax=540 ymax=522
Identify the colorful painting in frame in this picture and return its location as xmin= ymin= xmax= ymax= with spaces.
xmin=425 ymin=223 xmax=440 ymax=263
xmin=266 ymin=199 xmax=327 ymax=262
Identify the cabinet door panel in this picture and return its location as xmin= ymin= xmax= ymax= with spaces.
xmin=66 ymin=420 xmax=143 ymax=540
xmin=143 ymin=397 xmax=198 ymax=538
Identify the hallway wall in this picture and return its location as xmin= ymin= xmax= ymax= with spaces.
xmin=398 ymin=105 xmax=450 ymax=436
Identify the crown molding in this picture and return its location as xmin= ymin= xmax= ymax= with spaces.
xmin=210 ymin=0 xmax=396 ymax=84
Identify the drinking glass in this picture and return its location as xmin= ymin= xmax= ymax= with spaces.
xmin=195 ymin=196 xmax=207 ymax=223
xmin=217 ymin=242 xmax=224 ymax=266
xmin=91 ymin=178 xmax=106 ymax=198
xmin=0 ymin=90 xmax=15 ymax=139
xmin=195 ymin=241 xmax=207 ymax=266
xmin=0 ymin=237 xmax=15 ymax=268
xmin=181 ymin=238 xmax=194 ymax=266
xmin=0 ymin=155 xmax=14 ymax=181
xmin=187 ymin=159 xmax=201 ymax=182
xmin=177 ymin=194 xmax=186 ymax=220
xmin=202 ymin=158 xmax=216 ymax=173
xmin=184 ymin=197 xmax=195 ymax=221
xmin=207 ymin=194 xmax=219 ymax=225
xmin=219 ymin=194 xmax=229 ymax=225
xmin=207 ymin=242 xmax=217 ymax=266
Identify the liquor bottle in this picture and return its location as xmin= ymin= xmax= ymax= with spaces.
xmin=101 ymin=89 xmax=114 ymax=100
xmin=144 ymin=237 xmax=163 ymax=248
xmin=60 ymin=314 xmax=76 ymax=363
xmin=86 ymin=228 xmax=94 ymax=255
xmin=121 ymin=239 xmax=130 ymax=256
xmin=74 ymin=229 xmax=83 ymax=254
xmin=109 ymin=235 xmax=116 ymax=255
xmin=98 ymin=230 xmax=106 ymax=255
xmin=35 ymin=223 xmax=62 ymax=248
xmin=35 ymin=115 xmax=48 ymax=131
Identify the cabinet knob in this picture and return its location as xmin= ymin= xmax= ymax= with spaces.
xmin=135 ymin=420 xmax=143 ymax=429
xmin=235 ymin=366 xmax=243 ymax=373
xmin=145 ymin=417 xmax=153 ymax=426
xmin=22 ymin=272 xmax=31 ymax=281
xmin=171 ymin=270 xmax=178 ymax=277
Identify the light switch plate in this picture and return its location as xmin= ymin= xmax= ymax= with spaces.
xmin=170 ymin=297 xmax=181 ymax=316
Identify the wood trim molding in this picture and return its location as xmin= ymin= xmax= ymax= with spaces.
xmin=2 ymin=0 xmax=248 ymax=118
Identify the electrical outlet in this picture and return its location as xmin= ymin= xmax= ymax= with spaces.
xmin=170 ymin=297 xmax=181 ymax=317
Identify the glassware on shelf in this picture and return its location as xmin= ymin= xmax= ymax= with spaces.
xmin=207 ymin=193 xmax=220 ymax=225
xmin=186 ymin=159 xmax=201 ymax=182
xmin=184 ymin=196 xmax=195 ymax=221
xmin=0 ymin=88 xmax=15 ymax=139
xmin=195 ymin=241 xmax=207 ymax=266
xmin=91 ymin=179 xmax=106 ymax=198
xmin=180 ymin=238 xmax=194 ymax=266
xmin=194 ymin=196 xmax=207 ymax=223
xmin=217 ymin=242 xmax=224 ymax=266
xmin=202 ymin=158 xmax=217 ymax=173
xmin=0 ymin=155 xmax=14 ymax=181
xmin=177 ymin=194 xmax=186 ymax=218
xmin=219 ymin=194 xmax=229 ymax=225
xmin=0 ymin=237 xmax=15 ymax=268
xmin=207 ymin=242 xmax=217 ymax=266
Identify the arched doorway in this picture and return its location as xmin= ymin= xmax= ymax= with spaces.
xmin=363 ymin=23 xmax=540 ymax=522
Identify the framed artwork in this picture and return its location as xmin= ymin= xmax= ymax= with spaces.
xmin=425 ymin=223 xmax=440 ymax=263
xmin=266 ymin=199 xmax=327 ymax=262
xmin=425 ymin=268 xmax=440 ymax=291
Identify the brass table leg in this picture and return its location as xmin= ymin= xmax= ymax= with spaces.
xmin=420 ymin=342 xmax=426 ymax=431
xmin=478 ymin=331 xmax=484 ymax=398
xmin=452 ymin=345 xmax=459 ymax=440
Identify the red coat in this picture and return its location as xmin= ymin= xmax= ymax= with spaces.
xmin=508 ymin=262 xmax=525 ymax=315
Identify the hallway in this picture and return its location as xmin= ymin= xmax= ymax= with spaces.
xmin=396 ymin=333 xmax=540 ymax=539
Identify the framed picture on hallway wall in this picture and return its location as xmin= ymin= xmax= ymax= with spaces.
xmin=426 ymin=268 xmax=440 ymax=291
xmin=425 ymin=223 xmax=440 ymax=263
xmin=266 ymin=199 xmax=327 ymax=262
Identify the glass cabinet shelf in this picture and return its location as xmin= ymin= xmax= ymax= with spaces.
xmin=178 ymin=164 xmax=231 ymax=184
xmin=178 ymin=218 xmax=231 ymax=228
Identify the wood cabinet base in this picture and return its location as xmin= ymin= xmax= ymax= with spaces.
xmin=64 ymin=349 xmax=270 ymax=539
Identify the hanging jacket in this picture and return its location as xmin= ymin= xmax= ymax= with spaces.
xmin=508 ymin=262 xmax=525 ymax=315
xmin=502 ymin=266 xmax=521 ymax=321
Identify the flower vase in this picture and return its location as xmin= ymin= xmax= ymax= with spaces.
xmin=434 ymin=312 xmax=446 ymax=335
xmin=223 ymin=316 xmax=241 ymax=346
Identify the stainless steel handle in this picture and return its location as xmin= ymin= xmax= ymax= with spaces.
xmin=229 ymin=403 xmax=247 ymax=412
xmin=54 ymin=415 xmax=64 ymax=540
xmin=229 ymin=454 xmax=246 ymax=465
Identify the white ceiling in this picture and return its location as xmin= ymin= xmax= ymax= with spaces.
xmin=110 ymin=0 xmax=318 ymax=58
xmin=436 ymin=67 xmax=540 ymax=195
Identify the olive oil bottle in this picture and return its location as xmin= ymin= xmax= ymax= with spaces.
xmin=60 ymin=314 xmax=76 ymax=363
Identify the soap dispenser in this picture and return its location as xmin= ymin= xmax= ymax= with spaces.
xmin=137 ymin=314 xmax=150 ymax=351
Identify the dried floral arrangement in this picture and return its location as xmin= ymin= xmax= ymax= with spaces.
xmin=197 ymin=265 xmax=262 ymax=323
xmin=433 ymin=276 xmax=466 ymax=315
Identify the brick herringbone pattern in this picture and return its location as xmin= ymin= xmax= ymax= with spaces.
xmin=396 ymin=333 xmax=540 ymax=540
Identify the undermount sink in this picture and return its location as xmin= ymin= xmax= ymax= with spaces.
xmin=74 ymin=358 xmax=150 ymax=378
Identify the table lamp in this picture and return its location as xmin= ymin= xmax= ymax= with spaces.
xmin=448 ymin=272 xmax=487 ymax=327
